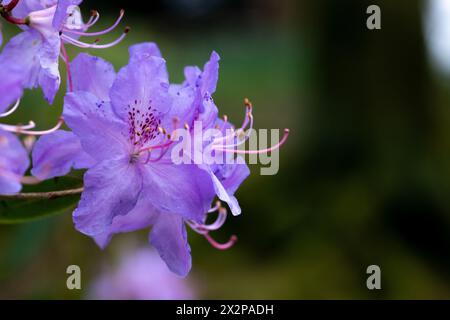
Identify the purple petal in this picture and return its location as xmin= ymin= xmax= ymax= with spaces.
xmin=0 ymin=29 xmax=61 ymax=106
xmin=128 ymin=43 xmax=169 ymax=87
xmin=201 ymin=51 xmax=220 ymax=95
xmin=93 ymin=189 xmax=158 ymax=249
xmin=0 ymin=130 xmax=29 ymax=195
xmin=31 ymin=130 xmax=95 ymax=180
xmin=63 ymin=91 xmax=131 ymax=161
xmin=207 ymin=169 xmax=241 ymax=216
xmin=219 ymin=163 xmax=250 ymax=196
xmin=0 ymin=30 xmax=42 ymax=90
xmin=149 ymin=213 xmax=191 ymax=277
xmin=129 ymin=42 xmax=163 ymax=61
xmin=12 ymin=0 xmax=49 ymax=18
xmin=110 ymin=55 xmax=171 ymax=121
xmin=179 ymin=52 xmax=221 ymax=129
xmin=38 ymin=33 xmax=61 ymax=104
xmin=73 ymin=157 xmax=143 ymax=236
xmin=196 ymin=94 xmax=219 ymax=129
xmin=71 ymin=53 xmax=116 ymax=101
xmin=0 ymin=74 xmax=23 ymax=113
xmin=207 ymin=163 xmax=250 ymax=216
xmin=52 ymin=0 xmax=83 ymax=30
xmin=140 ymin=162 xmax=215 ymax=222
xmin=166 ymin=84 xmax=197 ymax=129
xmin=183 ymin=66 xmax=202 ymax=87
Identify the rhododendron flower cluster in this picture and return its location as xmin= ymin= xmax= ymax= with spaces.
xmin=0 ymin=0 xmax=289 ymax=276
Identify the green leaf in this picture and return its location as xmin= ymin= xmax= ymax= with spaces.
xmin=0 ymin=172 xmax=84 ymax=224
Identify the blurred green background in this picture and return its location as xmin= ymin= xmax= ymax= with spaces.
xmin=2 ymin=0 xmax=450 ymax=299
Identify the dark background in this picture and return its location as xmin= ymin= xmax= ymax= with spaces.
xmin=1 ymin=0 xmax=450 ymax=298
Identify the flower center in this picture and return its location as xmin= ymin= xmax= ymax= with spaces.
xmin=127 ymin=100 xmax=161 ymax=149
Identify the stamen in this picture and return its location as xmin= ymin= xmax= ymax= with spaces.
xmin=138 ymin=140 xmax=173 ymax=154
xmin=144 ymin=145 xmax=171 ymax=163
xmin=12 ymin=118 xmax=64 ymax=136
xmin=63 ymin=9 xmax=124 ymax=37
xmin=187 ymin=203 xmax=228 ymax=233
xmin=0 ymin=121 xmax=36 ymax=132
xmin=85 ymin=10 xmax=100 ymax=28
xmin=204 ymin=233 xmax=238 ymax=250
xmin=244 ymin=98 xmax=253 ymax=110
xmin=216 ymin=112 xmax=254 ymax=149
xmin=201 ymin=207 xmax=228 ymax=231
xmin=214 ymin=128 xmax=290 ymax=155
xmin=0 ymin=99 xmax=20 ymax=118
xmin=61 ymin=27 xmax=129 ymax=49
xmin=213 ymin=100 xmax=254 ymax=144
xmin=208 ymin=201 xmax=222 ymax=213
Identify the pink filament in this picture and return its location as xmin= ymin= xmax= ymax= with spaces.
xmin=0 ymin=99 xmax=20 ymax=118
xmin=84 ymin=11 xmax=100 ymax=28
xmin=201 ymin=208 xmax=228 ymax=231
xmin=63 ymin=10 xmax=124 ymax=37
xmin=208 ymin=201 xmax=222 ymax=213
xmin=214 ymin=106 xmax=253 ymax=145
xmin=214 ymin=128 xmax=290 ymax=155
xmin=204 ymin=233 xmax=238 ymax=250
xmin=189 ymin=207 xmax=228 ymax=233
xmin=216 ymin=112 xmax=254 ymax=149
xmin=0 ymin=121 xmax=36 ymax=132
xmin=139 ymin=140 xmax=173 ymax=154
xmin=13 ymin=118 xmax=64 ymax=136
xmin=61 ymin=27 xmax=129 ymax=49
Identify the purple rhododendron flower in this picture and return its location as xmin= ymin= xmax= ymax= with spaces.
xmin=0 ymin=129 xmax=29 ymax=195
xmin=51 ymin=45 xmax=217 ymax=276
xmin=0 ymin=0 xmax=127 ymax=110
xmin=31 ymin=43 xmax=252 ymax=276
xmin=89 ymin=248 xmax=195 ymax=300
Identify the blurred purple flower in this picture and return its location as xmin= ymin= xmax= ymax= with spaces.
xmin=0 ymin=129 xmax=29 ymax=195
xmin=424 ymin=0 xmax=450 ymax=73
xmin=89 ymin=248 xmax=195 ymax=300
